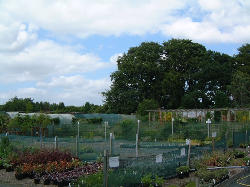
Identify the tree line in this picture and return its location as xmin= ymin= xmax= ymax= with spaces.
xmin=0 ymin=97 xmax=104 ymax=113
xmin=103 ymin=39 xmax=250 ymax=114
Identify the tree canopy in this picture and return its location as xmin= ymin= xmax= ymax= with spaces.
xmin=103 ymin=39 xmax=249 ymax=114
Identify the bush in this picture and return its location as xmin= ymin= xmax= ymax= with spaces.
xmin=86 ymin=118 xmax=103 ymax=124
xmin=119 ymin=120 xmax=136 ymax=140
xmin=233 ymin=150 xmax=245 ymax=158
xmin=137 ymin=99 xmax=159 ymax=116
xmin=196 ymin=168 xmax=228 ymax=183
xmin=75 ymin=171 xmax=103 ymax=187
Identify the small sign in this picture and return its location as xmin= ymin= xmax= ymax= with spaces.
xmin=186 ymin=139 xmax=190 ymax=145
xmin=212 ymin=132 xmax=217 ymax=138
xmin=181 ymin=148 xmax=186 ymax=156
xmin=206 ymin=119 xmax=211 ymax=124
xmin=172 ymin=118 xmax=174 ymax=122
xmin=156 ymin=154 xmax=163 ymax=163
xmin=109 ymin=156 xmax=119 ymax=168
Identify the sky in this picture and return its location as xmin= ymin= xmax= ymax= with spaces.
xmin=0 ymin=0 xmax=250 ymax=106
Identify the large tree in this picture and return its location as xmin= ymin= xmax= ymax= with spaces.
xmin=103 ymin=39 xmax=242 ymax=113
xmin=103 ymin=42 xmax=163 ymax=114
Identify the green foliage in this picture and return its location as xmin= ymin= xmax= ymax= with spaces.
xmin=185 ymin=181 xmax=196 ymax=187
xmin=176 ymin=166 xmax=190 ymax=175
xmin=1 ymin=97 xmax=102 ymax=113
xmin=229 ymin=71 xmax=250 ymax=107
xmin=7 ymin=114 xmax=51 ymax=134
xmin=86 ymin=118 xmax=103 ymax=124
xmin=77 ymin=171 xmax=103 ymax=187
xmin=118 ymin=120 xmax=136 ymax=140
xmin=0 ymin=114 xmax=9 ymax=132
xmin=141 ymin=174 xmax=164 ymax=186
xmin=137 ymin=99 xmax=159 ymax=116
xmin=196 ymin=168 xmax=228 ymax=183
xmin=141 ymin=173 xmax=153 ymax=185
xmin=0 ymin=137 xmax=13 ymax=159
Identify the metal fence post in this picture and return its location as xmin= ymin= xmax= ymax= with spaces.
xmin=76 ymin=135 xmax=78 ymax=157
xmin=136 ymin=133 xmax=138 ymax=157
xmin=54 ymin=136 xmax=58 ymax=150
xmin=105 ymin=122 xmax=107 ymax=142
xmin=103 ymin=150 xmax=108 ymax=187
xmin=40 ymin=127 xmax=42 ymax=149
xmin=109 ymin=133 xmax=113 ymax=156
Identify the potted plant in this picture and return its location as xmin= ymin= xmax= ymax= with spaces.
xmin=15 ymin=166 xmax=24 ymax=180
xmin=176 ymin=166 xmax=190 ymax=178
xmin=3 ymin=160 xmax=13 ymax=172
xmin=34 ymin=174 xmax=41 ymax=184
xmin=43 ymin=174 xmax=51 ymax=185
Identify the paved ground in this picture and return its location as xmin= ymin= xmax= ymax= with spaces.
xmin=227 ymin=170 xmax=250 ymax=187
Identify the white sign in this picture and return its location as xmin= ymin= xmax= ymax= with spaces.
xmin=181 ymin=148 xmax=186 ymax=156
xmin=212 ymin=132 xmax=217 ymax=138
xmin=186 ymin=139 xmax=190 ymax=145
xmin=206 ymin=119 xmax=211 ymax=124
xmin=156 ymin=154 xmax=163 ymax=163
xmin=109 ymin=156 xmax=119 ymax=168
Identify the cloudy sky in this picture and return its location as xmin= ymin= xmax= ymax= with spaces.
xmin=0 ymin=0 xmax=250 ymax=106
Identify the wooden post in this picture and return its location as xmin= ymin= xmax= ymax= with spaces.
xmin=227 ymin=110 xmax=230 ymax=122
xmin=171 ymin=117 xmax=174 ymax=136
xmin=195 ymin=177 xmax=200 ymax=187
xmin=136 ymin=133 xmax=138 ymax=157
xmin=212 ymin=137 xmax=215 ymax=152
xmin=40 ymin=127 xmax=42 ymax=149
xmin=160 ymin=110 xmax=162 ymax=124
xmin=103 ymin=150 xmax=108 ymax=187
xmin=148 ymin=112 xmax=151 ymax=125
xmin=245 ymin=129 xmax=248 ymax=153
xmin=153 ymin=112 xmax=155 ymax=122
xmin=187 ymin=140 xmax=191 ymax=167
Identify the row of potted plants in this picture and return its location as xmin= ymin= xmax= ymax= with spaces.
xmin=41 ymin=162 xmax=103 ymax=186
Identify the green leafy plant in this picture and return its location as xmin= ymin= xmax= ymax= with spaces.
xmin=176 ymin=166 xmax=190 ymax=175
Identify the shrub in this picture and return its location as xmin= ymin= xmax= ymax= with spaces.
xmin=176 ymin=166 xmax=190 ymax=175
xmin=196 ymin=168 xmax=228 ymax=183
xmin=233 ymin=150 xmax=245 ymax=158
xmin=119 ymin=120 xmax=136 ymax=140
xmin=137 ymin=99 xmax=159 ymax=116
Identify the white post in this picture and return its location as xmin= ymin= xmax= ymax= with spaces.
xmin=77 ymin=121 xmax=80 ymax=138
xmin=54 ymin=136 xmax=58 ymax=150
xmin=187 ymin=139 xmax=191 ymax=167
xmin=110 ymin=133 xmax=113 ymax=155
xmin=137 ymin=120 xmax=140 ymax=135
xmin=105 ymin=122 xmax=107 ymax=141
xmin=136 ymin=133 xmax=138 ymax=157
xmin=206 ymin=119 xmax=211 ymax=138
xmin=172 ymin=118 xmax=174 ymax=136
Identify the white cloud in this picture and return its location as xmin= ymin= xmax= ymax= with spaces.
xmin=0 ymin=0 xmax=186 ymax=37
xmin=0 ymin=0 xmax=249 ymax=43
xmin=161 ymin=18 xmax=249 ymax=43
xmin=0 ymin=40 xmax=113 ymax=83
xmin=110 ymin=53 xmax=123 ymax=65
xmin=0 ymin=75 xmax=111 ymax=105
xmin=0 ymin=23 xmax=37 ymax=52
xmin=32 ymin=75 xmax=110 ymax=105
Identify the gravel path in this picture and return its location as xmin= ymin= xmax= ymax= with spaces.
xmin=0 ymin=170 xmax=56 ymax=187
